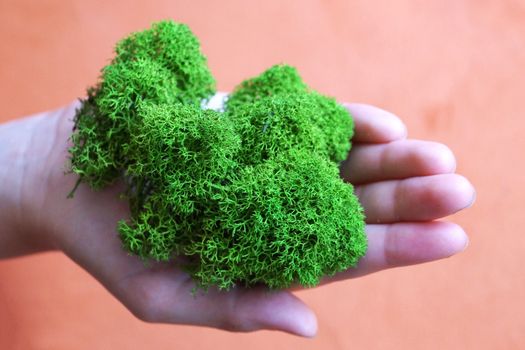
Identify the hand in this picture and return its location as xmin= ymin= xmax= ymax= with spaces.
xmin=0 ymin=99 xmax=475 ymax=338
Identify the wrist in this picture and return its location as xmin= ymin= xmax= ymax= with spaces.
xmin=0 ymin=104 xmax=76 ymax=257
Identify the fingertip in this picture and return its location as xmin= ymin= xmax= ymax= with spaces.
xmin=428 ymin=221 xmax=470 ymax=257
xmin=385 ymin=221 xmax=470 ymax=265
xmin=442 ymin=174 xmax=476 ymax=213
xmin=344 ymin=103 xmax=407 ymax=143
xmin=294 ymin=304 xmax=318 ymax=338
xmin=459 ymin=175 xmax=476 ymax=209
xmin=413 ymin=141 xmax=457 ymax=174
xmin=426 ymin=221 xmax=469 ymax=257
xmin=250 ymin=290 xmax=318 ymax=337
xmin=448 ymin=222 xmax=469 ymax=254
xmin=385 ymin=113 xmax=408 ymax=141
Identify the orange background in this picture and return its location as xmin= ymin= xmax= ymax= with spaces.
xmin=0 ymin=1 xmax=523 ymax=349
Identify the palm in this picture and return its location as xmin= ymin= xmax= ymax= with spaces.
xmin=37 ymin=100 xmax=473 ymax=337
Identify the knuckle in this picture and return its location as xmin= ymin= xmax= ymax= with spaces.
xmin=218 ymin=315 xmax=250 ymax=333
xmin=127 ymin=286 xmax=166 ymax=323
xmin=216 ymin=296 xmax=256 ymax=333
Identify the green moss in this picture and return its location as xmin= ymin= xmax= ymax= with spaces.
xmin=186 ymin=150 xmax=366 ymax=290
xmin=225 ymin=64 xmax=308 ymax=110
xmin=227 ymin=92 xmax=353 ymax=165
xmin=226 ymin=94 xmax=325 ymax=165
xmin=114 ymin=21 xmax=216 ymax=104
xmin=227 ymin=65 xmax=354 ymax=163
xmin=307 ymin=92 xmax=355 ymax=163
xmin=69 ymin=20 xmax=367 ymax=290
xmin=119 ymin=102 xmax=240 ymax=258
xmin=70 ymin=21 xmax=215 ymax=189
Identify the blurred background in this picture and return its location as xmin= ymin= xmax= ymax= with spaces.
xmin=0 ymin=0 xmax=523 ymax=349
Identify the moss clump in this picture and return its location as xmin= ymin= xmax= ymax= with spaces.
xmin=227 ymin=64 xmax=354 ymax=164
xmin=69 ymin=20 xmax=367 ymax=290
xmin=119 ymin=102 xmax=240 ymax=260
xmin=225 ymin=64 xmax=308 ymax=110
xmin=113 ymin=20 xmax=216 ymax=104
xmin=227 ymin=91 xmax=354 ymax=165
xmin=70 ymin=21 xmax=215 ymax=190
xmin=186 ymin=149 xmax=365 ymax=290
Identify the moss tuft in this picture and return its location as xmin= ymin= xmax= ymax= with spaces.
xmin=226 ymin=64 xmax=308 ymax=110
xmin=186 ymin=149 xmax=366 ymax=290
xmin=227 ymin=64 xmax=354 ymax=164
xmin=114 ymin=21 xmax=216 ymax=104
xmin=119 ymin=102 xmax=240 ymax=259
xmin=70 ymin=21 xmax=215 ymax=189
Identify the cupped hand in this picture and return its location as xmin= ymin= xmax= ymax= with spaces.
xmin=7 ymin=98 xmax=475 ymax=337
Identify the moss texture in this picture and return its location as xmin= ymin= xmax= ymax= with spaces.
xmin=69 ymin=20 xmax=367 ymax=290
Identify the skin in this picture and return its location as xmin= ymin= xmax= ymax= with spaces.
xmin=0 ymin=98 xmax=475 ymax=337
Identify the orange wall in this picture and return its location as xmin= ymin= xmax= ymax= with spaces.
xmin=0 ymin=1 xmax=523 ymax=349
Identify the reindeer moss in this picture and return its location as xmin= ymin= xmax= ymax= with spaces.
xmin=69 ymin=20 xmax=367 ymax=290
xmin=225 ymin=64 xmax=308 ymax=110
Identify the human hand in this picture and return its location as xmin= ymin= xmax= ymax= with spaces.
xmin=0 ymin=97 xmax=474 ymax=337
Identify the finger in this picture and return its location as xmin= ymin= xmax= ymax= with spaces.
xmin=322 ymin=221 xmax=468 ymax=283
xmin=355 ymin=174 xmax=475 ymax=223
xmin=341 ymin=140 xmax=456 ymax=185
xmin=121 ymin=270 xmax=318 ymax=337
xmin=343 ymin=103 xmax=407 ymax=143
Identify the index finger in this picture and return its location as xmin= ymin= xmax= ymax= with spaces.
xmin=343 ymin=103 xmax=407 ymax=143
